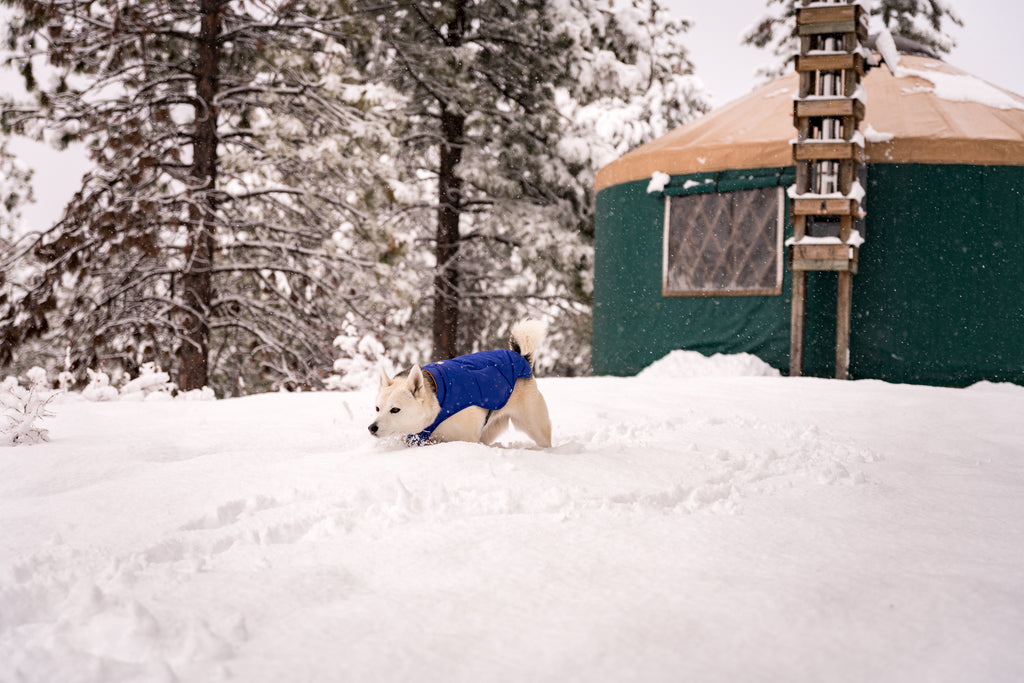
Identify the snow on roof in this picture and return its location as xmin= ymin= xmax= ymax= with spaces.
xmin=595 ymin=54 xmax=1024 ymax=192
xmin=895 ymin=63 xmax=1024 ymax=111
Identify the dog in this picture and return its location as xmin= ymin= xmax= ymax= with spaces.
xmin=368 ymin=320 xmax=552 ymax=447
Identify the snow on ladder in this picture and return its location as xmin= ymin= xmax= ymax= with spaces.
xmin=788 ymin=0 xmax=868 ymax=380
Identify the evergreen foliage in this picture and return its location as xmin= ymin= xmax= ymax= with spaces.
xmin=358 ymin=0 xmax=708 ymax=371
xmin=0 ymin=0 xmax=395 ymax=393
xmin=1 ymin=0 xmax=708 ymax=389
xmin=744 ymin=0 xmax=963 ymax=80
xmin=0 ymin=366 xmax=54 ymax=445
xmin=0 ymin=139 xmax=33 ymax=241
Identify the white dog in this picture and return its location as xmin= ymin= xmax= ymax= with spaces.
xmin=369 ymin=320 xmax=552 ymax=447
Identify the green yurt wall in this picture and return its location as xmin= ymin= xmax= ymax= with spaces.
xmin=852 ymin=163 xmax=1024 ymax=385
xmin=593 ymin=54 xmax=1024 ymax=385
xmin=594 ymin=169 xmax=796 ymax=375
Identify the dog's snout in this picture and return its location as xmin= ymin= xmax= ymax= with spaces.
xmin=368 ymin=422 xmax=379 ymax=436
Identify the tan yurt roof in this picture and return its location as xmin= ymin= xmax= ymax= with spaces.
xmin=595 ymin=54 xmax=1024 ymax=193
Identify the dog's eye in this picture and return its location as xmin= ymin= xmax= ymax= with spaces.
xmin=390 ymin=407 xmax=401 ymax=414
xmin=375 ymin=406 xmax=380 ymax=412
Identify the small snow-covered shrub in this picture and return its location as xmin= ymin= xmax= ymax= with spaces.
xmin=1 ymin=367 xmax=57 ymax=446
xmin=82 ymin=369 xmax=120 ymax=401
xmin=79 ymin=364 xmax=215 ymax=401
xmin=177 ymin=386 xmax=216 ymax=401
xmin=58 ymin=345 xmax=75 ymax=393
xmin=119 ymin=362 xmax=175 ymax=401
xmin=326 ymin=314 xmax=392 ymax=391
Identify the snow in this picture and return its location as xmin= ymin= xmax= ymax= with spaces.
xmin=788 ymin=180 xmax=867 ymax=203
xmin=893 ymin=63 xmax=1024 ymax=111
xmin=639 ymin=349 xmax=779 ymax=378
xmin=874 ymin=28 xmax=901 ymax=76
xmin=646 ymin=171 xmax=671 ymax=194
xmin=2 ymin=353 xmax=1024 ymax=682
xmin=786 ymin=229 xmax=865 ymax=248
xmin=863 ymin=123 xmax=895 ymax=143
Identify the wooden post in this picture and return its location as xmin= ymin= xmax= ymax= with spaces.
xmin=836 ymin=270 xmax=852 ymax=379
xmin=790 ymin=270 xmax=807 ymax=377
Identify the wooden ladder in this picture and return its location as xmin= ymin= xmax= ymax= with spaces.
xmin=788 ymin=0 xmax=868 ymax=379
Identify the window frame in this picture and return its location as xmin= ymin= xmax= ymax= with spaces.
xmin=661 ymin=185 xmax=786 ymax=298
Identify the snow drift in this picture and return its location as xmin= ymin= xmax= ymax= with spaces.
xmin=2 ymin=353 xmax=1023 ymax=682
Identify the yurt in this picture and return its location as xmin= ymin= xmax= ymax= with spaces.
xmin=593 ymin=50 xmax=1024 ymax=386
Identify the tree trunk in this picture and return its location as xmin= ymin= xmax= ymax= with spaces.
xmin=178 ymin=0 xmax=222 ymax=391
xmin=431 ymin=0 xmax=468 ymax=361
xmin=432 ymin=106 xmax=464 ymax=360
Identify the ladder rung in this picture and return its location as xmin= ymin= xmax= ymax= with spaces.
xmin=794 ymin=98 xmax=864 ymax=119
xmin=792 ymin=197 xmax=859 ymax=216
xmin=796 ymin=5 xmax=861 ymax=25
xmin=796 ymin=53 xmax=864 ymax=75
xmin=793 ymin=141 xmax=863 ymax=162
xmin=790 ymin=243 xmax=859 ymax=273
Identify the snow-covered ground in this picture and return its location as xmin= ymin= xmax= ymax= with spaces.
xmin=2 ymin=352 xmax=1023 ymax=682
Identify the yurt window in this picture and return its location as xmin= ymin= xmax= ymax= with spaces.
xmin=662 ymin=186 xmax=784 ymax=297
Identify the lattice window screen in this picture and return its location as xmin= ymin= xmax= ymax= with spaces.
xmin=663 ymin=186 xmax=783 ymax=297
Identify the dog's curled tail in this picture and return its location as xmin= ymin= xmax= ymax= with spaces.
xmin=509 ymin=319 xmax=547 ymax=368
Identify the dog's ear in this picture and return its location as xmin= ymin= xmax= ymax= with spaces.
xmin=378 ymin=366 xmax=392 ymax=389
xmin=407 ymin=365 xmax=426 ymax=396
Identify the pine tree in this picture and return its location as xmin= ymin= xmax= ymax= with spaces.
xmin=0 ymin=0 xmax=395 ymax=393
xmin=743 ymin=0 xmax=963 ymax=80
xmin=358 ymin=0 xmax=708 ymax=368
xmin=360 ymin=0 xmax=567 ymax=360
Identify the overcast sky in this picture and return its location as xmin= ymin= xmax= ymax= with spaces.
xmin=5 ymin=0 xmax=1023 ymax=230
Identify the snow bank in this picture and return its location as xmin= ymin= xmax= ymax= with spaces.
xmin=638 ymin=349 xmax=782 ymax=378
xmin=967 ymin=380 xmax=1024 ymax=395
xmin=1 ymin=363 xmax=1023 ymax=682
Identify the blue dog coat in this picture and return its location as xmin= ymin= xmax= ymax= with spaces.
xmin=409 ymin=349 xmax=532 ymax=444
